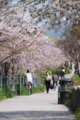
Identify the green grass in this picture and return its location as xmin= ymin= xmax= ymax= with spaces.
xmin=75 ymin=107 xmax=80 ymax=120
xmin=0 ymin=85 xmax=14 ymax=101
xmin=2 ymin=85 xmax=14 ymax=98
xmin=65 ymin=100 xmax=76 ymax=111
xmin=66 ymin=100 xmax=80 ymax=120
xmin=0 ymin=88 xmax=6 ymax=101
xmin=32 ymin=85 xmax=45 ymax=93
xmin=20 ymin=85 xmax=45 ymax=95
xmin=73 ymin=75 xmax=80 ymax=85
xmin=21 ymin=86 xmax=29 ymax=95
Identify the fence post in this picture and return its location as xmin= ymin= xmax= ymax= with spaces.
xmin=22 ymin=76 xmax=24 ymax=85
xmin=20 ymin=76 xmax=21 ymax=95
xmin=0 ymin=76 xmax=2 ymax=87
xmin=7 ymin=76 xmax=9 ymax=85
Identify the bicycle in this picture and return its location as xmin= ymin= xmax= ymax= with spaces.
xmin=27 ymin=82 xmax=32 ymax=94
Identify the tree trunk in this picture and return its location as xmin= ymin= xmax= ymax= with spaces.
xmin=78 ymin=61 xmax=80 ymax=76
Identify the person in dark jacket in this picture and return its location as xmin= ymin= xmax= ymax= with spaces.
xmin=60 ymin=68 xmax=65 ymax=78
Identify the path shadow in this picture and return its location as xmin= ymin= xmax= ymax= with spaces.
xmin=0 ymin=111 xmax=76 ymax=120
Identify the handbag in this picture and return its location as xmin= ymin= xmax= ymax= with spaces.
xmin=49 ymin=84 xmax=54 ymax=89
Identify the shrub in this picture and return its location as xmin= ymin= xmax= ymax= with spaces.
xmin=75 ymin=107 xmax=80 ymax=120
xmin=65 ymin=67 xmax=71 ymax=74
xmin=2 ymin=85 xmax=14 ymax=98
xmin=66 ymin=75 xmax=80 ymax=120
xmin=65 ymin=99 xmax=76 ymax=111
xmin=66 ymin=100 xmax=80 ymax=120
xmin=72 ymin=75 xmax=80 ymax=85
xmin=0 ymin=88 xmax=6 ymax=101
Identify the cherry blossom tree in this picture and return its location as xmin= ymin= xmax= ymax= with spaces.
xmin=57 ymin=23 xmax=80 ymax=75
xmin=0 ymin=1 xmax=68 ymax=75
xmin=28 ymin=0 xmax=80 ymax=31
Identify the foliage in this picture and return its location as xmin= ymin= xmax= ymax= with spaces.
xmin=37 ymin=71 xmax=46 ymax=85
xmin=75 ymin=107 xmax=80 ymax=120
xmin=57 ymin=23 xmax=80 ymax=75
xmin=65 ymin=68 xmax=71 ymax=74
xmin=32 ymin=85 xmax=45 ymax=93
xmin=0 ymin=87 xmax=6 ymax=101
xmin=21 ymin=85 xmax=45 ymax=95
xmin=0 ymin=85 xmax=14 ymax=101
xmin=18 ymin=72 xmax=26 ymax=77
xmin=65 ymin=100 xmax=76 ymax=111
xmin=21 ymin=86 xmax=29 ymax=95
xmin=73 ymin=75 xmax=80 ymax=85
xmin=66 ymin=100 xmax=80 ymax=120
xmin=0 ymin=1 xmax=68 ymax=75
xmin=2 ymin=85 xmax=14 ymax=98
xmin=29 ymin=0 xmax=80 ymax=30
xmin=17 ymin=72 xmax=26 ymax=84
xmin=74 ymin=75 xmax=80 ymax=81
xmin=66 ymin=75 xmax=80 ymax=120
xmin=38 ymin=67 xmax=71 ymax=85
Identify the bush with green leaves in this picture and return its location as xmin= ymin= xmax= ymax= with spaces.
xmin=2 ymin=85 xmax=14 ymax=98
xmin=75 ymin=107 xmax=80 ymax=120
xmin=65 ymin=67 xmax=71 ymax=74
xmin=66 ymin=100 xmax=80 ymax=120
xmin=65 ymin=99 xmax=76 ymax=111
xmin=73 ymin=75 xmax=80 ymax=85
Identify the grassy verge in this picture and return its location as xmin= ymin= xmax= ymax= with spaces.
xmin=66 ymin=99 xmax=80 ymax=120
xmin=0 ymin=85 xmax=45 ymax=101
xmin=66 ymin=75 xmax=80 ymax=120
xmin=0 ymin=85 xmax=14 ymax=101
xmin=74 ymin=107 xmax=80 ymax=120
xmin=32 ymin=85 xmax=45 ymax=94
xmin=21 ymin=85 xmax=45 ymax=95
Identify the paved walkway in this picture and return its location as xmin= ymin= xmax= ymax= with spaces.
xmin=0 ymin=66 xmax=77 ymax=120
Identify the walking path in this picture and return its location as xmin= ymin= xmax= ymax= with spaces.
xmin=0 ymin=65 xmax=77 ymax=120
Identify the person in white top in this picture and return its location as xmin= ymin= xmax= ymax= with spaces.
xmin=45 ymin=71 xmax=52 ymax=93
xmin=26 ymin=70 xmax=33 ymax=84
xmin=26 ymin=70 xmax=33 ymax=94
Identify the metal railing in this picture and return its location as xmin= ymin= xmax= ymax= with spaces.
xmin=0 ymin=76 xmax=41 ymax=95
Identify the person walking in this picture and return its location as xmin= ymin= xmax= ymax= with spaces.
xmin=26 ymin=70 xmax=33 ymax=94
xmin=60 ymin=67 xmax=65 ymax=78
xmin=52 ymin=72 xmax=59 ymax=90
xmin=45 ymin=71 xmax=52 ymax=93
